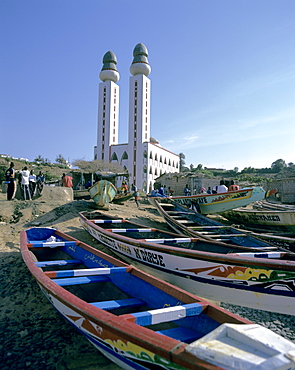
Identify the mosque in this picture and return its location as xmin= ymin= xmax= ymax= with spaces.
xmin=94 ymin=43 xmax=179 ymax=193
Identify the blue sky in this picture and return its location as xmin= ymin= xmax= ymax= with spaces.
xmin=1 ymin=0 xmax=294 ymax=171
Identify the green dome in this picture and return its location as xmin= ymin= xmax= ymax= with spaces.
xmin=101 ymin=51 xmax=118 ymax=71
xmin=133 ymin=43 xmax=148 ymax=57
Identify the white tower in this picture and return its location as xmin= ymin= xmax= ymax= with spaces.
xmin=95 ymin=51 xmax=120 ymax=162
xmin=128 ymin=43 xmax=151 ymax=185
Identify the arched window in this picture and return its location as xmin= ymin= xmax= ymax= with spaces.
xmin=149 ymin=152 xmax=153 ymax=159
xmin=143 ymin=165 xmax=147 ymax=173
xmin=164 ymin=157 xmax=167 ymax=164
xmin=121 ymin=151 xmax=128 ymax=160
xmin=155 ymin=168 xmax=158 ymax=176
xmin=111 ymin=152 xmax=118 ymax=161
xmin=155 ymin=153 xmax=158 ymax=161
xmin=160 ymin=155 xmax=162 ymax=163
xmin=168 ymin=159 xmax=171 ymax=166
xmin=143 ymin=150 xmax=147 ymax=159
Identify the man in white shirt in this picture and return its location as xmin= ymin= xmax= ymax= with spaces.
xmin=215 ymin=180 xmax=228 ymax=193
xmin=20 ymin=167 xmax=31 ymax=200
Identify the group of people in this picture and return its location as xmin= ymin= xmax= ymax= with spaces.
xmin=193 ymin=180 xmax=240 ymax=195
xmin=5 ymin=162 xmax=45 ymax=201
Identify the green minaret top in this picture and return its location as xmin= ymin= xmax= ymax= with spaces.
xmin=101 ymin=51 xmax=118 ymax=71
xmin=130 ymin=43 xmax=151 ymax=76
xmin=99 ymin=51 xmax=120 ymax=82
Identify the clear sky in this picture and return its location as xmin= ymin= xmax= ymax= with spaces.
xmin=1 ymin=0 xmax=294 ymax=171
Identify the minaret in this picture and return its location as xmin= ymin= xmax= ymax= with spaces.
xmin=128 ymin=43 xmax=151 ymax=185
xmin=95 ymin=51 xmax=120 ymax=162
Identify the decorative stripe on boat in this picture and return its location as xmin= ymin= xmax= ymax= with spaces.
xmin=93 ymin=219 xmax=125 ymax=224
xmin=139 ymin=238 xmax=196 ymax=244
xmin=35 ymin=259 xmax=82 ymax=267
xmin=231 ymin=252 xmax=284 ymax=259
xmin=90 ymin=298 xmax=145 ymax=310
xmin=105 ymin=228 xmax=156 ymax=233
xmin=122 ymin=302 xmax=204 ymax=326
xmin=52 ymin=275 xmax=109 ymax=286
xmin=45 ymin=266 xmax=129 ymax=278
xmin=28 ymin=241 xmax=77 ymax=248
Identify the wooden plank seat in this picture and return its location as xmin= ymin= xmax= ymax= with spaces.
xmin=52 ymin=275 xmax=109 ymax=286
xmin=208 ymin=234 xmax=247 ymax=238
xmin=139 ymin=237 xmax=196 ymax=244
xmin=156 ymin=327 xmax=203 ymax=342
xmin=105 ymin=228 xmax=156 ymax=233
xmin=90 ymin=298 xmax=145 ymax=311
xmin=28 ymin=240 xmax=77 ymax=248
xmin=121 ymin=302 xmax=204 ymax=326
xmin=188 ymin=226 xmax=230 ymax=230
xmin=93 ymin=219 xmax=125 ymax=224
xmin=45 ymin=266 xmax=130 ymax=278
xmin=35 ymin=259 xmax=82 ymax=267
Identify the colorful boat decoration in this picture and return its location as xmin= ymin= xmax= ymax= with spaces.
xmin=149 ymin=197 xmax=295 ymax=253
xmin=160 ymin=187 xmax=276 ymax=215
xmin=221 ymin=206 xmax=295 ymax=234
xmin=88 ymin=180 xmax=117 ymax=207
xmin=21 ymin=227 xmax=295 ymax=370
xmin=79 ymin=211 xmax=295 ymax=316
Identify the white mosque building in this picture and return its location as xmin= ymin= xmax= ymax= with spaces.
xmin=94 ymin=43 xmax=179 ymax=193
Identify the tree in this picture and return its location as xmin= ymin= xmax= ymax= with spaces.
xmin=179 ymin=153 xmax=186 ymax=172
xmin=55 ymin=154 xmax=67 ymax=165
xmin=73 ymin=159 xmax=126 ymax=174
xmin=34 ymin=155 xmax=45 ymax=163
xmin=271 ymin=159 xmax=287 ymax=173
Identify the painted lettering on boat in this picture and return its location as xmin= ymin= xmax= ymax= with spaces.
xmin=85 ymin=224 xmax=132 ymax=255
xmin=134 ymin=247 xmax=165 ymax=267
xmin=211 ymin=191 xmax=249 ymax=203
xmin=176 ymin=197 xmax=208 ymax=206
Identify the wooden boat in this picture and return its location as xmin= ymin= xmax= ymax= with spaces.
xmin=254 ymin=200 xmax=295 ymax=211
xmin=20 ymin=228 xmax=295 ymax=370
xmin=112 ymin=191 xmax=134 ymax=204
xmin=221 ymin=206 xmax=295 ymax=234
xmin=163 ymin=187 xmax=276 ymax=215
xmin=88 ymin=180 xmax=117 ymax=207
xmin=79 ymin=211 xmax=295 ymax=315
xmin=149 ymin=197 xmax=288 ymax=249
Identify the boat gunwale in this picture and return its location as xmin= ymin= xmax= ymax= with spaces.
xmin=79 ymin=212 xmax=295 ymax=270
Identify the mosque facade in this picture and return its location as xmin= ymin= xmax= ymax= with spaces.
xmin=94 ymin=43 xmax=179 ymax=193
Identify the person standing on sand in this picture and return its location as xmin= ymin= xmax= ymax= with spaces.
xmin=5 ymin=162 xmax=16 ymax=200
xmin=29 ymin=170 xmax=37 ymax=197
xmin=131 ymin=184 xmax=140 ymax=207
xmin=20 ymin=167 xmax=31 ymax=200
xmin=62 ymin=173 xmax=73 ymax=188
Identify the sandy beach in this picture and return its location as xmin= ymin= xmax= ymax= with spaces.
xmin=1 ymin=189 xmax=294 ymax=369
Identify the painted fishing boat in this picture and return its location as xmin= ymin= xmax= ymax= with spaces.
xmin=79 ymin=211 xmax=295 ymax=315
xmin=88 ymin=180 xmax=117 ymax=207
xmin=162 ymin=187 xmax=276 ymax=215
xmin=20 ymin=227 xmax=295 ymax=370
xmin=149 ymin=197 xmax=291 ymax=249
xmin=221 ymin=206 xmax=295 ymax=234
xmin=254 ymin=200 xmax=295 ymax=211
xmin=112 ymin=191 xmax=134 ymax=204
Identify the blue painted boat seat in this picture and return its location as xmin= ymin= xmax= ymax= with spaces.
xmin=52 ymin=275 xmax=109 ymax=286
xmin=35 ymin=259 xmax=82 ymax=267
xmin=122 ymin=302 xmax=204 ymax=326
xmin=45 ymin=266 xmax=129 ymax=278
xmin=29 ymin=240 xmax=77 ymax=248
xmin=90 ymin=298 xmax=145 ymax=311
xmin=156 ymin=327 xmax=203 ymax=342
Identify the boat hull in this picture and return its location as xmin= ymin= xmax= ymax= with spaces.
xmin=170 ymin=187 xmax=267 ymax=214
xmin=21 ymin=227 xmax=295 ymax=370
xmin=222 ymin=207 xmax=295 ymax=233
xmin=79 ymin=213 xmax=295 ymax=316
xmin=88 ymin=180 xmax=117 ymax=207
